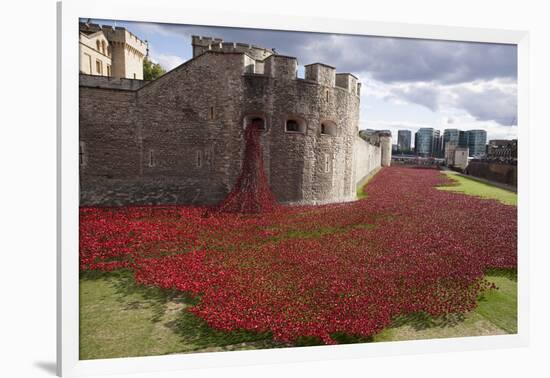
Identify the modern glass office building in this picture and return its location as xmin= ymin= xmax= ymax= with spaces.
xmin=397 ymin=130 xmax=412 ymax=152
xmin=442 ymin=129 xmax=460 ymax=157
xmin=467 ymin=129 xmax=488 ymax=157
xmin=458 ymin=130 xmax=468 ymax=148
xmin=443 ymin=129 xmax=460 ymax=146
xmin=415 ymin=128 xmax=440 ymax=157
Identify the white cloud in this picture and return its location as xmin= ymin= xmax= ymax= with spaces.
xmin=132 ymin=22 xmax=190 ymax=39
xmin=147 ymin=45 xmax=185 ymax=71
xmin=362 ymin=75 xmax=517 ymax=127
xmin=153 ymin=54 xmax=184 ymax=71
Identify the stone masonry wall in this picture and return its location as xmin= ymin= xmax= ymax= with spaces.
xmin=353 ymin=136 xmax=382 ymax=186
xmin=80 ymin=74 xmax=148 ymax=90
xmin=465 ymin=161 xmax=517 ymax=187
xmin=79 ymin=86 xmax=142 ymax=205
xmin=79 ymin=50 xmax=373 ymax=207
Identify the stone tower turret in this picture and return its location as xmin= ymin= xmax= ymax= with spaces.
xmin=191 ymin=35 xmax=274 ymax=61
xmin=379 ymin=132 xmax=392 ymax=167
xmin=79 ymin=22 xmax=147 ymax=80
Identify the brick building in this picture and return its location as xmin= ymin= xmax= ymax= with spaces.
xmin=487 ymin=139 xmax=518 ymax=161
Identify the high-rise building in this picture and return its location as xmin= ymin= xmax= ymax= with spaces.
xmin=458 ymin=130 xmax=468 ymax=148
xmin=467 ymin=130 xmax=488 ymax=157
xmin=397 ymin=130 xmax=412 ymax=153
xmin=442 ymin=129 xmax=460 ymax=159
xmin=415 ymin=128 xmax=440 ymax=157
xmin=434 ymin=131 xmax=443 ymax=157
xmin=443 ymin=129 xmax=460 ymax=146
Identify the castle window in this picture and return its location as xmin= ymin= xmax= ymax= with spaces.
xmin=209 ymin=106 xmax=215 ymax=120
xmin=133 ymin=73 xmax=137 ymax=79
xmin=95 ymin=59 xmax=102 ymax=75
xmin=286 ymin=120 xmax=299 ymax=132
xmin=326 ymin=90 xmax=329 ymax=102
xmin=250 ymin=117 xmax=265 ymax=130
xmin=324 ymin=154 xmax=330 ymax=173
xmin=96 ymin=40 xmax=101 ymax=51
xmin=245 ymin=62 xmax=255 ymax=74
xmin=101 ymin=40 xmax=106 ymax=54
xmin=196 ymin=150 xmax=203 ymax=168
xmin=148 ymin=150 xmax=155 ymax=167
xmin=106 ymin=65 xmax=111 ymax=77
xmin=320 ymin=120 xmax=337 ymax=136
xmin=79 ymin=142 xmax=85 ymax=166
xmin=285 ymin=118 xmax=306 ymax=133
xmin=243 ymin=115 xmax=267 ymax=131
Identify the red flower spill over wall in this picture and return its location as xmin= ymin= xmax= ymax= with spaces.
xmin=79 ymin=167 xmax=517 ymax=344
xmin=216 ymin=121 xmax=277 ymax=214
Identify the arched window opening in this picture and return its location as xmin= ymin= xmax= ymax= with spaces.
xmin=285 ymin=118 xmax=306 ymax=133
xmin=286 ymin=120 xmax=299 ymax=132
xmin=250 ymin=117 xmax=265 ymax=130
xmin=101 ymin=40 xmax=106 ymax=54
xmin=243 ymin=115 xmax=267 ymax=131
xmin=320 ymin=120 xmax=337 ymax=136
xmin=96 ymin=40 xmax=101 ymax=51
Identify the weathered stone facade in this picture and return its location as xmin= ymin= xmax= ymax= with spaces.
xmin=465 ymin=161 xmax=517 ymax=187
xmin=79 ymin=36 xmax=388 ymax=206
xmin=79 ymin=22 xmax=147 ymax=79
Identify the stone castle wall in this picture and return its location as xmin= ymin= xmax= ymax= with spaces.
xmin=79 ymin=74 xmax=148 ymax=90
xmin=79 ymin=50 xmax=381 ymax=206
xmin=192 ymin=35 xmax=274 ymax=61
xmin=379 ymin=135 xmax=392 ymax=167
xmin=353 ymin=136 xmax=382 ymax=186
xmin=465 ymin=161 xmax=517 ymax=187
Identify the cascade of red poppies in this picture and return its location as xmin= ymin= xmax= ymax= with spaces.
xmin=216 ymin=121 xmax=278 ymax=213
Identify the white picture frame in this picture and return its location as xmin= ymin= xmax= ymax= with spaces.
xmin=57 ymin=1 xmax=530 ymax=376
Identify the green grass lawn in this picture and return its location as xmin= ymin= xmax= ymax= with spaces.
xmin=80 ymin=270 xmax=282 ymax=360
xmin=373 ymin=272 xmax=517 ymax=342
xmin=438 ymin=171 xmax=517 ymax=206
xmin=80 ymin=269 xmax=517 ymax=358
xmin=356 ymin=167 xmax=381 ymax=199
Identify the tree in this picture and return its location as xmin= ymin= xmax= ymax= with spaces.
xmin=143 ymin=57 xmax=166 ymax=81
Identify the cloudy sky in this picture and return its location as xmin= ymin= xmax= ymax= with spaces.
xmin=88 ymin=19 xmax=518 ymax=143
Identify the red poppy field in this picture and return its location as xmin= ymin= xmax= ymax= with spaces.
xmin=79 ymin=167 xmax=517 ymax=346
